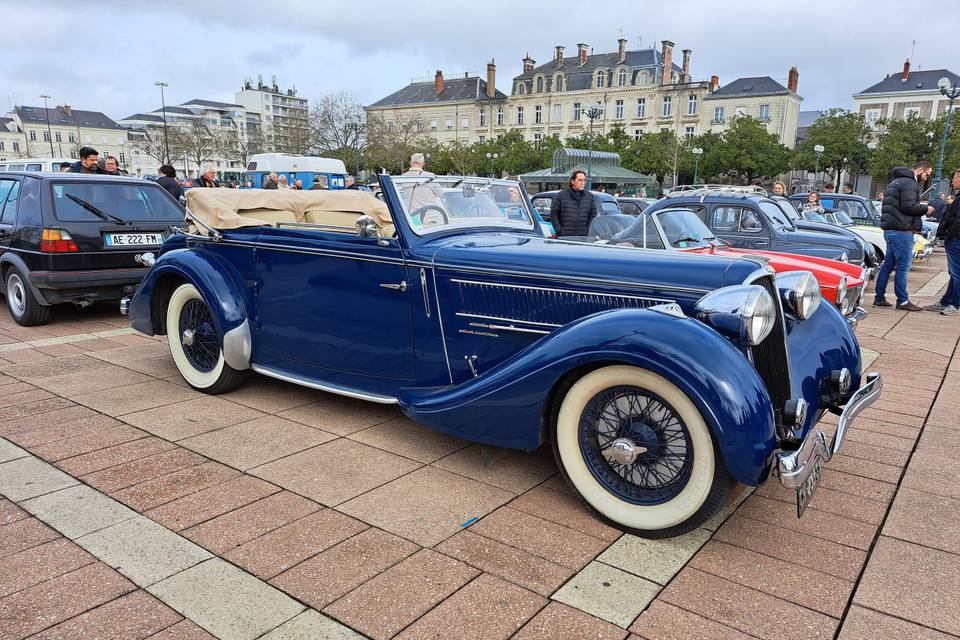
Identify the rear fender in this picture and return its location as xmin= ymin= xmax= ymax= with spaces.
xmin=398 ymin=308 xmax=777 ymax=485
xmin=127 ymin=247 xmax=253 ymax=369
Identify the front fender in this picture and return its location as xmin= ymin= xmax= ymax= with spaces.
xmin=127 ymin=247 xmax=253 ymax=368
xmin=399 ymin=308 xmax=777 ymax=485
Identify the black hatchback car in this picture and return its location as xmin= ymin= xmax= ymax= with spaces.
xmin=0 ymin=173 xmax=185 ymax=325
xmin=644 ymin=192 xmax=867 ymax=266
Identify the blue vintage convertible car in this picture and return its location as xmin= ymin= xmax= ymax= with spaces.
xmin=123 ymin=176 xmax=882 ymax=538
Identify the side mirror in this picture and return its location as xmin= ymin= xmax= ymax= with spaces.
xmin=356 ymin=215 xmax=379 ymax=239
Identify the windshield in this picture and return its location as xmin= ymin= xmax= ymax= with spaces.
xmin=774 ymin=199 xmax=801 ymax=222
xmin=802 ymin=210 xmax=827 ymax=222
xmin=759 ymin=201 xmax=791 ymax=230
xmin=654 ymin=209 xmax=719 ymax=249
xmin=832 ymin=210 xmax=854 ymax=224
xmin=391 ymin=177 xmax=535 ymax=236
xmin=831 ymin=199 xmax=873 ymax=220
xmin=52 ymin=182 xmax=185 ymax=223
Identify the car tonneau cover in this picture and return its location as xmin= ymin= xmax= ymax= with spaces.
xmin=184 ymin=188 xmax=392 ymax=234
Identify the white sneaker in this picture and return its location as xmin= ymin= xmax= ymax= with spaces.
xmin=942 ymin=305 xmax=960 ymax=316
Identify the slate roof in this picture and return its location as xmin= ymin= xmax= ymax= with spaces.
xmin=158 ymin=106 xmax=195 ymax=115
xmin=369 ymin=77 xmax=506 ymax=107
xmin=513 ymin=49 xmax=683 ymax=93
xmin=856 ymin=68 xmax=960 ymax=95
xmin=181 ymin=99 xmax=244 ymax=109
xmin=16 ymin=106 xmax=122 ymax=130
xmin=704 ymin=76 xmax=791 ymax=100
xmin=120 ymin=113 xmax=165 ymax=123
xmin=797 ymin=110 xmax=821 ymax=128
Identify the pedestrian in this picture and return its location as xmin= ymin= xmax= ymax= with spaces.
xmin=928 ymin=191 xmax=947 ymax=222
xmin=263 ymin=173 xmax=278 ymax=189
xmin=823 ymin=183 xmax=835 ymax=193
xmin=277 ymin=175 xmax=291 ymax=189
xmin=58 ymin=162 xmax=71 ymax=172
xmin=801 ymin=191 xmax=824 ymax=214
xmin=771 ymin=181 xmax=786 ymax=196
xmin=925 ymin=171 xmax=960 ymax=315
xmin=345 ymin=175 xmax=359 ymax=189
xmin=292 ymin=179 xmax=303 ymax=190
xmin=873 ymin=160 xmax=935 ymax=311
xmin=597 ymin=185 xmax=606 ymax=193
xmin=549 ymin=170 xmax=596 ymax=238
xmin=400 ymin=153 xmax=436 ymax=177
xmin=842 ymin=181 xmax=855 ymax=194
xmin=309 ymin=176 xmax=326 ymax=190
xmin=67 ymin=147 xmax=102 ymax=173
xmin=103 ymin=156 xmax=122 ymax=176
xmin=156 ymin=164 xmax=184 ymax=201
xmin=195 ymin=166 xmax=219 ymax=188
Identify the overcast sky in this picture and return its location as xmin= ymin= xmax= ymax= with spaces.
xmin=4 ymin=0 xmax=956 ymax=121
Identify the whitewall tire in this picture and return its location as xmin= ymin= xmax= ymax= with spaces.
xmin=166 ymin=283 xmax=244 ymax=394
xmin=554 ymin=365 xmax=734 ymax=538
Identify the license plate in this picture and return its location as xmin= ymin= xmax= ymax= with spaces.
xmin=795 ymin=453 xmax=824 ymax=518
xmin=104 ymin=233 xmax=163 ymax=247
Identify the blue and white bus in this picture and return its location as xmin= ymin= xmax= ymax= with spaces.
xmin=243 ymin=153 xmax=348 ymax=189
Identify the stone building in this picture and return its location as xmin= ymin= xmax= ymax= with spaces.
xmin=702 ymin=70 xmax=803 ymax=147
xmin=853 ymin=60 xmax=960 ymax=130
xmin=4 ymin=105 xmax=129 ymax=163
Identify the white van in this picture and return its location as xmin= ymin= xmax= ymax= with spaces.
xmin=0 ymin=157 xmax=75 ymax=172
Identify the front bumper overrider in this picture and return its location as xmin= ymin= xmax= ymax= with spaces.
xmin=845 ymin=307 xmax=868 ymax=328
xmin=777 ymin=372 xmax=883 ymax=490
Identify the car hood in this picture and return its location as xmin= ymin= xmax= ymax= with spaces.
xmin=422 ymin=232 xmax=765 ymax=293
xmin=726 ymin=248 xmax=862 ymax=287
xmin=783 ymin=228 xmax=860 ymax=250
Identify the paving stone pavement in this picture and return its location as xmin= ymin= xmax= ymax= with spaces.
xmin=0 ymin=254 xmax=958 ymax=639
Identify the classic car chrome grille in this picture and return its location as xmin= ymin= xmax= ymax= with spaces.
xmin=749 ymin=275 xmax=791 ymax=415
xmin=452 ymin=279 xmax=673 ymax=328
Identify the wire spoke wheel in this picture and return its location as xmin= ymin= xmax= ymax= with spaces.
xmin=178 ymin=299 xmax=220 ymax=372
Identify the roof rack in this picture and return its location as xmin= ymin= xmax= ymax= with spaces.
xmin=665 ymin=184 xmax=768 ymax=198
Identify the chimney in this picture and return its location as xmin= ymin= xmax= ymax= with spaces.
xmin=522 ymin=53 xmax=535 ymax=74
xmin=710 ymin=75 xmax=719 ymax=92
xmin=681 ymin=49 xmax=691 ymax=82
xmin=486 ymin=59 xmax=496 ymax=98
xmin=660 ymin=40 xmax=675 ymax=85
xmin=555 ymin=45 xmax=564 ymax=68
xmin=577 ymin=43 xmax=588 ymax=66
xmin=788 ymin=66 xmax=799 ymax=93
xmin=61 ymin=104 xmax=72 ymax=116
xmin=901 ymin=58 xmax=911 ymax=82
xmin=618 ymin=38 xmax=627 ymax=63
xmin=434 ymin=70 xmax=444 ymax=95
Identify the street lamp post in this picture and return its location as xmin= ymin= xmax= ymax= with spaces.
xmin=39 ymin=94 xmax=55 ymax=157
xmin=585 ymin=102 xmax=603 ymax=190
xmin=692 ymin=147 xmax=703 ymax=184
xmin=352 ymin=122 xmax=361 ymax=179
xmin=813 ymin=144 xmax=825 ymax=191
xmin=155 ymin=81 xmax=171 ymax=164
xmin=933 ymin=77 xmax=960 ymax=197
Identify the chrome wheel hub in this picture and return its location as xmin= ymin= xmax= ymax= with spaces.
xmin=8 ymin=276 xmax=25 ymax=317
xmin=181 ymin=328 xmax=195 ymax=347
xmin=605 ymin=437 xmax=647 ymax=466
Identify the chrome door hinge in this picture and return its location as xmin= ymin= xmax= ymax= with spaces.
xmin=465 ymin=354 xmax=479 ymax=377
xmin=420 ymin=268 xmax=431 ymax=318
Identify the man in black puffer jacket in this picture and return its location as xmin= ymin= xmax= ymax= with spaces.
xmin=550 ymin=170 xmax=596 ymax=237
xmin=925 ymin=170 xmax=960 ymax=316
xmin=873 ymin=161 xmax=934 ymax=311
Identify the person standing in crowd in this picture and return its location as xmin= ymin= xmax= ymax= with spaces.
xmin=928 ymin=191 xmax=947 ymax=222
xmin=401 ymin=153 xmax=435 ymax=177
xmin=58 ymin=162 xmax=71 ymax=172
xmin=102 ymin=156 xmax=122 ymax=175
xmin=292 ymin=179 xmax=303 ymax=190
xmin=277 ymin=175 xmax=291 ymax=189
xmin=309 ymin=176 xmax=326 ymax=190
xmin=345 ymin=175 xmax=360 ymax=189
xmin=873 ymin=161 xmax=935 ymax=311
xmin=195 ymin=166 xmax=219 ymax=188
xmin=262 ymin=173 xmax=278 ymax=189
xmin=156 ymin=164 xmax=183 ymax=201
xmin=842 ymin=182 xmax=855 ymax=194
xmin=823 ymin=183 xmax=835 ymax=193
xmin=550 ymin=170 xmax=596 ymax=238
xmin=802 ymin=191 xmax=824 ymax=214
xmin=68 ymin=147 xmax=102 ymax=173
xmin=925 ymin=170 xmax=960 ymax=316
xmin=771 ymin=181 xmax=786 ymax=196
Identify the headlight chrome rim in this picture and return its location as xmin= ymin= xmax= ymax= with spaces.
xmin=776 ymin=271 xmax=821 ymax=321
xmin=694 ymin=284 xmax=777 ymax=347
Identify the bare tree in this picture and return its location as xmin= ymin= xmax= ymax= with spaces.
xmin=364 ymin=114 xmax=433 ymax=174
xmin=220 ymin=126 xmax=266 ymax=167
xmin=130 ymin=125 xmax=174 ymax=164
xmin=308 ymin=91 xmax=366 ymax=168
xmin=270 ymin=115 xmax=311 ymax=155
xmin=182 ymin=119 xmax=218 ymax=174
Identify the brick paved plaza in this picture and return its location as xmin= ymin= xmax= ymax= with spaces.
xmin=1 ymin=252 xmax=958 ymax=640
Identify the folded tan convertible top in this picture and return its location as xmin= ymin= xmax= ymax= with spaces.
xmin=184 ymin=188 xmax=393 ymax=234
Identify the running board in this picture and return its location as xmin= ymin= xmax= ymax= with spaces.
xmin=251 ymin=365 xmax=399 ymax=405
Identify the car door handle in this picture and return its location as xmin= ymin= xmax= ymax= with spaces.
xmin=380 ymin=281 xmax=407 ymax=292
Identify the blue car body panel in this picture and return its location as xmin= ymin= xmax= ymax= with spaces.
xmin=127 ymin=175 xmax=866 ymax=488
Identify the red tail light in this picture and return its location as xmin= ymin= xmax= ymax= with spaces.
xmin=41 ymin=229 xmax=79 ymax=253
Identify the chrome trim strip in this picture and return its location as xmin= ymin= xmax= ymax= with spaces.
xmin=222 ymin=320 xmax=252 ymax=370
xmin=458 ymin=312 xmax=561 ymax=328
xmin=251 ymin=364 xmax=398 ymax=404
xmin=747 ymin=270 xmax=793 ymax=410
xmin=436 ymin=264 xmax=712 ymax=294
xmin=431 ymin=267 xmax=454 ymax=384
xmin=420 ymin=268 xmax=431 ymax=318
xmin=831 ymin=371 xmax=882 ymax=457
xmin=450 ymin=278 xmax=674 ymax=304
xmin=469 ymin=322 xmax=550 ymax=335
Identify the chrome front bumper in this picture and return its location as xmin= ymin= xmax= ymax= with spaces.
xmin=119 ymin=296 xmax=130 ymax=316
xmin=777 ymin=372 xmax=883 ymax=489
xmin=845 ymin=307 xmax=868 ymax=328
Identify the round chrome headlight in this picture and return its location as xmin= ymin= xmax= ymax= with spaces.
xmin=695 ymin=285 xmax=777 ymax=347
xmin=776 ymin=271 xmax=821 ymax=320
